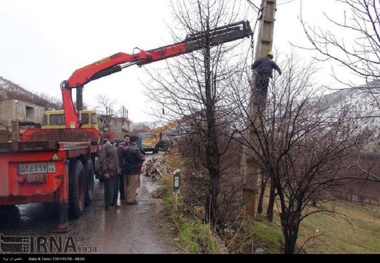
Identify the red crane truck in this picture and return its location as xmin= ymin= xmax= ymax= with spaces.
xmin=0 ymin=21 xmax=252 ymax=232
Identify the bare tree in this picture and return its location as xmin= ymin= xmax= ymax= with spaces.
xmin=300 ymin=0 xmax=380 ymax=185
xmin=93 ymin=94 xmax=124 ymax=131
xmin=235 ymin=52 xmax=369 ymax=254
xmin=300 ymin=0 xmax=380 ymax=104
xmin=144 ymin=0 xmax=251 ymax=227
xmin=93 ymin=94 xmax=123 ymax=116
xmin=34 ymin=92 xmax=62 ymax=109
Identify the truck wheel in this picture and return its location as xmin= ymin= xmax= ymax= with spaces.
xmin=68 ymin=160 xmax=86 ymax=219
xmin=85 ymin=158 xmax=95 ymax=207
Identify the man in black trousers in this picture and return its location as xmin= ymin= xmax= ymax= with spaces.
xmin=251 ymin=51 xmax=282 ymax=98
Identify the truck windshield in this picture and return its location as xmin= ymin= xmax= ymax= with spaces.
xmin=139 ymin=134 xmax=155 ymax=139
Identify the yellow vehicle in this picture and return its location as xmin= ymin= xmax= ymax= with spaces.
xmin=138 ymin=120 xmax=180 ymax=153
xmin=138 ymin=132 xmax=159 ymax=153
xmin=42 ymin=109 xmax=100 ymax=130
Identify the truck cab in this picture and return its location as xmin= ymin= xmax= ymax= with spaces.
xmin=42 ymin=109 xmax=100 ymax=130
xmin=138 ymin=132 xmax=159 ymax=153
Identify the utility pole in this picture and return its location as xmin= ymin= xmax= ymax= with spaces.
xmin=242 ymin=0 xmax=277 ymax=218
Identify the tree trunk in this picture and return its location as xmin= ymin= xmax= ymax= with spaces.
xmin=280 ymin=211 xmax=301 ymax=254
xmin=257 ymin=173 xmax=268 ymax=214
xmin=204 ymin=175 xmax=220 ymax=226
xmin=266 ymin=178 xmax=275 ymax=222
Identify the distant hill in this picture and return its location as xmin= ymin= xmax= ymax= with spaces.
xmin=317 ymin=80 xmax=380 ymax=154
xmin=0 ymin=76 xmax=60 ymax=109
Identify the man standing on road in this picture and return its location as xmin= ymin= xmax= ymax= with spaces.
xmin=136 ymin=136 xmax=146 ymax=187
xmin=117 ymin=134 xmax=130 ymax=201
xmin=122 ymin=135 xmax=145 ymax=205
xmin=99 ymin=131 xmax=120 ymax=210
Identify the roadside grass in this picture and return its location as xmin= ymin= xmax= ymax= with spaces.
xmin=159 ymin=183 xmax=380 ymax=254
xmin=170 ymin=214 xmax=222 ymax=254
xmin=223 ymin=215 xmax=284 ymax=254
xmin=155 ymin=160 xmax=224 ymax=254
xmin=248 ymin=217 xmax=284 ymax=254
xmin=296 ymin=201 xmax=380 ymax=254
xmin=159 ymin=188 xmax=223 ymax=254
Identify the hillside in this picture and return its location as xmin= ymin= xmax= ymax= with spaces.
xmin=317 ymin=80 xmax=380 ymax=154
xmin=0 ymin=76 xmax=60 ymax=109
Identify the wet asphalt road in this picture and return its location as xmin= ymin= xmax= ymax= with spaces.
xmin=0 ymin=153 xmax=179 ymax=255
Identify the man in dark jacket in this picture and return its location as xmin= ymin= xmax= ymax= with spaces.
xmin=117 ymin=134 xmax=130 ymax=201
xmin=251 ymin=51 xmax=282 ymax=97
xmin=99 ymin=131 xmax=120 ymax=210
xmin=122 ymin=135 xmax=145 ymax=205
xmin=136 ymin=137 xmax=146 ymax=186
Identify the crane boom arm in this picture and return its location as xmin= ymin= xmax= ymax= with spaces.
xmin=60 ymin=21 xmax=252 ymax=128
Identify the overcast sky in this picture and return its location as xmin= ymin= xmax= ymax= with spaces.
xmin=0 ymin=0 xmax=354 ymax=123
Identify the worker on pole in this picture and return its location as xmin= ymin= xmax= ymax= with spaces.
xmin=251 ymin=51 xmax=282 ymax=98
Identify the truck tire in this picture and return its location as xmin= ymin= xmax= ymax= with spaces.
xmin=68 ymin=159 xmax=86 ymax=219
xmin=84 ymin=158 xmax=95 ymax=207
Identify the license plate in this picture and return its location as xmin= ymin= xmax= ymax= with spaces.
xmin=18 ymin=162 xmax=56 ymax=175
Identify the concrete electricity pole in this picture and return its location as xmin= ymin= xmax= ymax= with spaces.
xmin=242 ymin=0 xmax=277 ymax=218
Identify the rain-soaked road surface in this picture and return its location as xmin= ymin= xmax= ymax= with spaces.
xmin=0 ymin=153 xmax=180 ymax=256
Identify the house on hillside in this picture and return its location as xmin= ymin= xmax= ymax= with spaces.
xmin=0 ymin=80 xmax=53 ymax=132
xmin=0 ymin=99 xmax=46 ymax=127
xmin=0 ymin=97 xmax=47 ymax=141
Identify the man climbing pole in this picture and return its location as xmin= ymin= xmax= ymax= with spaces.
xmin=251 ymin=51 xmax=282 ymax=98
